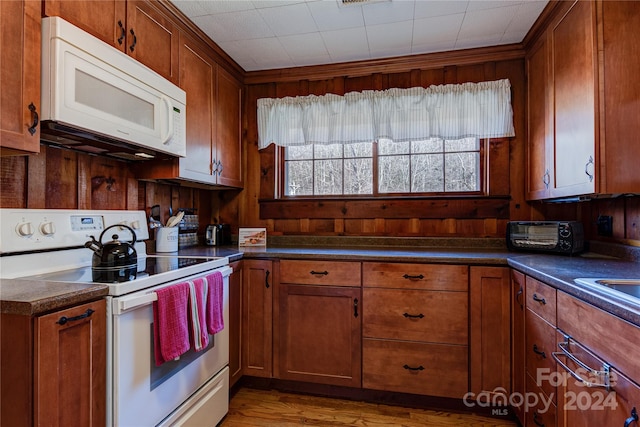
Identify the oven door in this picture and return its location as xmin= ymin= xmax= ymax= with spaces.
xmin=107 ymin=266 xmax=231 ymax=426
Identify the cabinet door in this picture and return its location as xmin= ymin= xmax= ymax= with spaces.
xmin=526 ymin=33 xmax=551 ymax=200
xmin=126 ymin=1 xmax=179 ymax=85
xmin=278 ymin=284 xmax=361 ymax=387
xmin=0 ymin=0 xmax=41 ymax=154
xmin=228 ymin=261 xmax=243 ymax=387
xmin=550 ymin=0 xmax=597 ymax=198
xmin=215 ymin=67 xmax=243 ymax=188
xmin=511 ymin=270 xmax=526 ymax=425
xmin=43 ymin=0 xmax=126 ymax=49
xmin=34 ymin=299 xmax=106 ymax=427
xmin=470 ymin=267 xmax=511 ymax=397
xmin=242 ymin=259 xmax=272 ymax=378
xmin=556 ymin=335 xmax=640 ymax=426
xmin=177 ymin=33 xmax=216 ymax=184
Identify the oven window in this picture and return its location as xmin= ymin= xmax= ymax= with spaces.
xmin=149 ymin=325 xmax=216 ymax=391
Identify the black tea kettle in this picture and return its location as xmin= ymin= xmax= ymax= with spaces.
xmin=84 ymin=224 xmax=137 ymax=283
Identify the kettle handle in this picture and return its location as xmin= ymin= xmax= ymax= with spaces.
xmin=98 ymin=224 xmax=137 ymax=245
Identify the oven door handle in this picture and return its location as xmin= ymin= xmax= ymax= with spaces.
xmin=114 ymin=292 xmax=158 ymax=314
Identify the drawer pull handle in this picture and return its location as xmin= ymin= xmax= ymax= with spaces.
xmin=57 ymin=308 xmax=95 ymax=325
xmin=532 ymin=344 xmax=546 ymax=359
xmin=265 ymin=270 xmax=270 ymax=289
xmin=624 ymin=407 xmax=638 ymax=427
xmin=516 ymin=286 xmax=523 ymax=308
xmin=28 ymin=103 xmax=39 ymax=135
xmin=403 ymin=312 xmax=425 ymax=319
xmin=532 ymin=293 xmax=546 ymax=305
xmin=117 ymin=20 xmax=125 ymax=45
xmin=552 ymin=338 xmax=611 ymax=391
xmin=533 ymin=411 xmax=545 ymax=427
xmin=310 ymin=270 xmax=328 ymax=276
xmin=403 ymin=274 xmax=424 ymax=280
xmin=353 ymin=298 xmax=358 ymax=318
xmin=403 ymin=364 xmax=424 ymax=371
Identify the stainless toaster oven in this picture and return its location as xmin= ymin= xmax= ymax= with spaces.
xmin=506 ymin=221 xmax=584 ymax=254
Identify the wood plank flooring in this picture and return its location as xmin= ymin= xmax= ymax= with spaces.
xmin=221 ymin=388 xmax=518 ymax=427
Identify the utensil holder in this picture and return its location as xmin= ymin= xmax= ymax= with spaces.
xmin=155 ymin=227 xmax=178 ymax=252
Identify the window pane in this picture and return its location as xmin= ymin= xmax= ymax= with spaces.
xmin=315 ymin=159 xmax=343 ymax=195
xmin=344 ymin=158 xmax=373 ymax=194
xmin=378 ymin=139 xmax=409 ymax=155
xmin=379 ymin=155 xmax=410 ymax=193
xmin=314 ymin=144 xmax=342 ymax=159
xmin=411 ymin=138 xmax=442 ymax=154
xmin=344 ymin=142 xmax=372 ymax=158
xmin=285 ymin=160 xmax=313 ymax=195
xmin=286 ymin=145 xmax=313 ymax=160
xmin=445 ymin=137 xmax=479 ymax=152
xmin=411 ymin=154 xmax=444 ymax=192
xmin=445 ymin=152 xmax=480 ymax=191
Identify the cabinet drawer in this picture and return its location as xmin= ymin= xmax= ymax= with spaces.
xmin=363 ymin=338 xmax=468 ymax=398
xmin=557 ymin=291 xmax=640 ymax=384
xmin=526 ymin=276 xmax=556 ymax=325
xmin=363 ymin=262 xmax=468 ymax=291
xmin=525 ymin=373 xmax=557 ymax=427
xmin=363 ymin=288 xmax=468 ymax=345
xmin=525 ymin=308 xmax=557 ymax=404
xmin=279 ymin=260 xmax=361 ymax=286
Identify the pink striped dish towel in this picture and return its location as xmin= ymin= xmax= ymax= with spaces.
xmin=188 ymin=278 xmax=209 ymax=352
xmin=205 ymin=271 xmax=224 ymax=334
xmin=153 ymin=282 xmax=190 ymax=366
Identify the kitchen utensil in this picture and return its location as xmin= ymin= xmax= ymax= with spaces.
xmin=84 ymin=224 xmax=137 ymax=283
xmin=166 ymin=211 xmax=184 ymax=228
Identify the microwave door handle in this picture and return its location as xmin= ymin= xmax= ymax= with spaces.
xmin=160 ymin=96 xmax=174 ymax=145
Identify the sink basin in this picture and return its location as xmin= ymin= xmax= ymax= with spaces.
xmin=575 ymin=278 xmax=640 ymax=300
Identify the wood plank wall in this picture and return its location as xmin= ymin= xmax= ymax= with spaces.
xmin=235 ymin=58 xmax=530 ymax=238
xmin=0 ymin=146 xmax=214 ymax=232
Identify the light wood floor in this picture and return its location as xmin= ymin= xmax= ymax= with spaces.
xmin=220 ymin=388 xmax=518 ymax=427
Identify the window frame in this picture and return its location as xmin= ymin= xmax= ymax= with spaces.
xmin=277 ymin=138 xmax=490 ymax=199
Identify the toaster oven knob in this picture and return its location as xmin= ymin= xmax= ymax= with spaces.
xmin=559 ymin=226 xmax=571 ymax=238
xmin=560 ymin=240 xmax=571 ymax=251
xmin=40 ymin=221 xmax=56 ymax=236
xmin=129 ymin=220 xmax=141 ymax=230
xmin=16 ymin=221 xmax=34 ymax=237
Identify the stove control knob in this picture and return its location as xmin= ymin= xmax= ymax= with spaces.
xmin=130 ymin=220 xmax=140 ymax=230
xmin=16 ymin=222 xmax=34 ymax=237
xmin=40 ymin=221 xmax=56 ymax=236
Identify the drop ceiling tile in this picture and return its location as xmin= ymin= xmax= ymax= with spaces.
xmin=413 ymin=13 xmax=465 ymax=44
xmin=321 ymin=27 xmax=371 ymax=62
xmin=458 ymin=5 xmax=519 ymax=39
xmin=185 ymin=0 xmax=256 ymax=16
xmin=361 ymin=0 xmax=415 ymax=26
xmin=170 ymin=1 xmax=208 ymax=18
xmin=257 ymin=3 xmax=318 ymax=36
xmin=466 ymin=0 xmax=523 ymax=11
xmin=414 ymin=0 xmax=469 ymax=19
xmin=233 ymin=37 xmax=295 ymax=69
xmin=506 ymin=1 xmax=548 ymax=33
xmin=192 ymin=9 xmax=273 ymax=43
xmin=455 ymin=32 xmax=504 ymax=50
xmin=307 ymin=0 xmax=365 ymax=31
xmin=366 ymin=21 xmax=414 ymax=57
xmin=279 ymin=32 xmax=329 ymax=59
xmin=412 ymin=39 xmax=457 ymax=55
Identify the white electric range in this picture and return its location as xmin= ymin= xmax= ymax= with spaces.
xmin=0 ymin=209 xmax=231 ymax=426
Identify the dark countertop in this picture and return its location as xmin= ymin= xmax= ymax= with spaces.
xmin=0 ymin=280 xmax=109 ymax=316
xmin=3 ymin=241 xmax=639 ymax=325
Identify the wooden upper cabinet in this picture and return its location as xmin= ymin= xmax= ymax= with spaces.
xmin=43 ymin=0 xmax=126 ymax=48
xmin=216 ymin=67 xmax=243 ymax=188
xmin=600 ymin=1 xmax=640 ymax=193
xmin=126 ymin=1 xmax=179 ymax=85
xmin=0 ymin=0 xmax=41 ymax=155
xmin=43 ymin=0 xmax=179 ymax=84
xmin=525 ymin=34 xmax=551 ymax=200
xmin=550 ymin=0 xmax=597 ymax=198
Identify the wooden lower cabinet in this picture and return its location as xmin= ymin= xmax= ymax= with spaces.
xmin=525 ymin=372 xmax=557 ymax=427
xmin=525 ymin=308 xmax=558 ymax=405
xmin=277 ymin=284 xmax=361 ymax=387
xmin=363 ymin=338 xmax=467 ymax=398
xmin=470 ymin=267 xmax=511 ymax=398
xmin=228 ymin=260 xmax=243 ymax=387
xmin=1 ymin=299 xmax=106 ymax=427
xmin=242 ymin=259 xmax=273 ymax=378
xmin=511 ymin=270 xmax=526 ymax=425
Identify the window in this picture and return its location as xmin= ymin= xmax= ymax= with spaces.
xmin=283 ymin=137 xmax=481 ymax=197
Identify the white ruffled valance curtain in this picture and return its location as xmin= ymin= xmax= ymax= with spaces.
xmin=257 ymin=79 xmax=515 ymax=149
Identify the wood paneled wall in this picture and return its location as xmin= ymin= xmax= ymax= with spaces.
xmin=236 ymin=56 xmax=530 ymax=238
xmin=0 ymin=145 xmax=215 ymax=232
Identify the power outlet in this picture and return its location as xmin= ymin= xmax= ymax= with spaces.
xmin=596 ymin=215 xmax=613 ymax=236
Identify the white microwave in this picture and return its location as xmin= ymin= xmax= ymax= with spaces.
xmin=40 ymin=17 xmax=186 ymax=160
